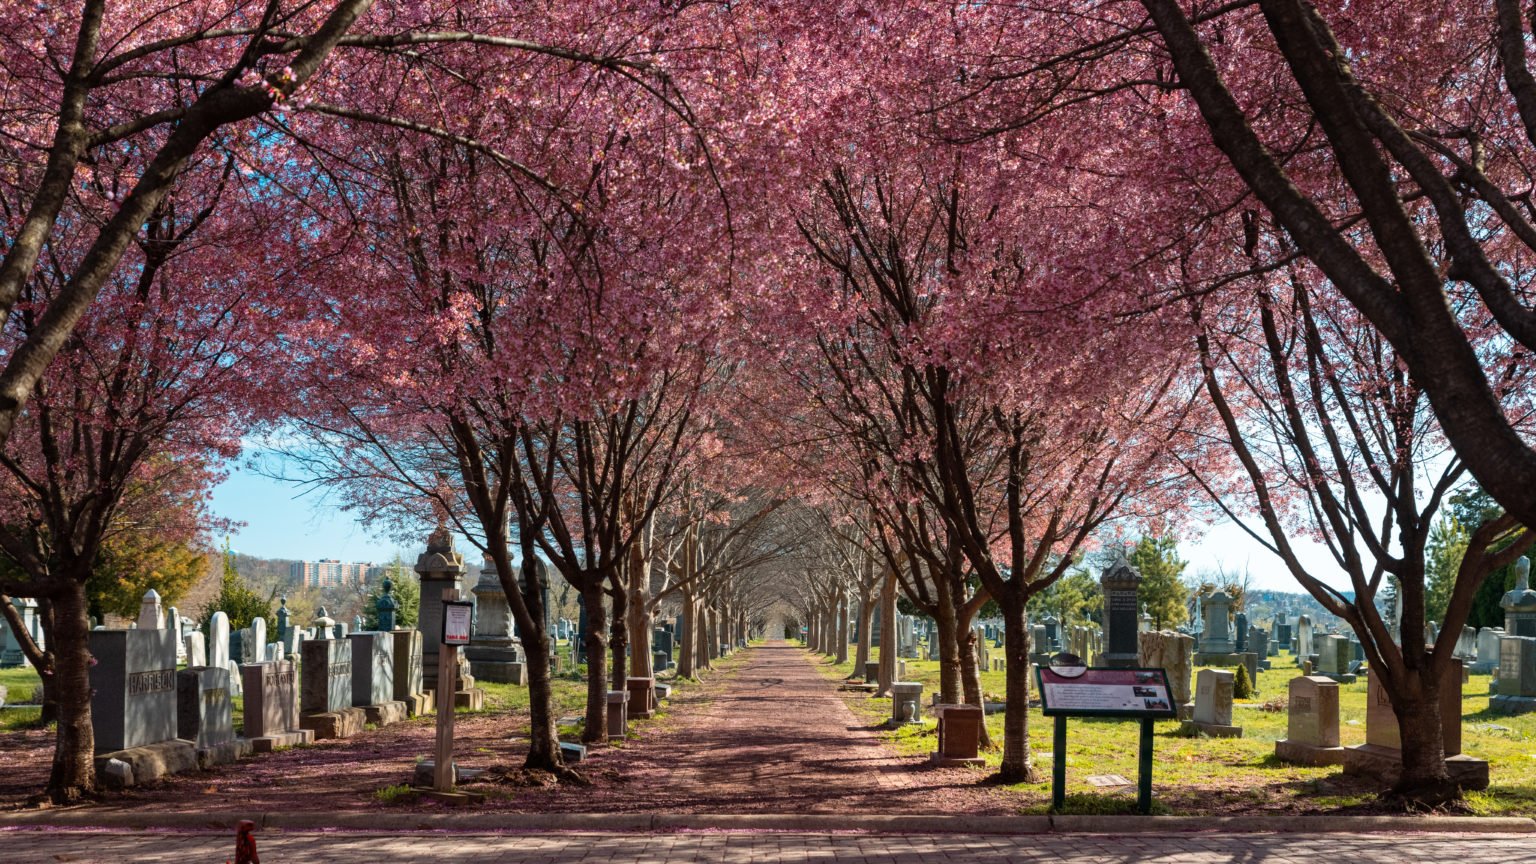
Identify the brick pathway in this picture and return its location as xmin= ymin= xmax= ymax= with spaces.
xmin=511 ymin=641 xmax=1013 ymax=813
xmin=5 ymin=828 xmax=1536 ymax=863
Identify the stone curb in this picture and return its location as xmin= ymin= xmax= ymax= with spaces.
xmin=0 ymin=810 xmax=1532 ymax=835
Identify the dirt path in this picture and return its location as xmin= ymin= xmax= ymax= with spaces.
xmin=0 ymin=642 xmax=1015 ymax=815
xmin=504 ymin=641 xmax=1014 ymax=814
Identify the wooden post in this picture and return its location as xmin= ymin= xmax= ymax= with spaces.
xmin=434 ymin=587 xmax=458 ymax=792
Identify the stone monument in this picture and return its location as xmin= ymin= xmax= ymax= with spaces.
xmin=241 ymin=659 xmax=313 ymax=752
xmin=1098 ymin=557 xmax=1142 ymax=668
xmin=176 ymin=666 xmax=244 ymax=767
xmin=299 ymin=637 xmax=365 ymax=740
xmin=466 ymin=556 xmax=527 ymax=684
xmin=1195 ymin=590 xmax=1236 ymax=661
xmin=1502 ymin=557 xmax=1536 ymax=637
xmin=1181 ymin=668 xmax=1241 ymax=738
xmin=1343 ymin=658 xmax=1487 ymax=789
xmin=1492 ymin=635 xmax=1536 ymax=713
xmin=349 ymin=631 xmax=407 ymax=726
xmin=392 ymin=629 xmax=433 ymax=717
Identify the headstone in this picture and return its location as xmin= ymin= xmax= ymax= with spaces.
xmin=1474 ymin=627 xmax=1505 ymax=675
xmin=391 ymin=629 xmax=431 ymax=717
xmin=1503 ymin=557 xmax=1536 ymax=637
xmin=176 ymin=666 xmax=238 ymax=764
xmin=1138 ymin=629 xmax=1195 ymax=720
xmin=1275 ymin=675 xmax=1344 ymax=765
xmin=302 ymin=638 xmax=352 ymax=715
xmin=1492 ymin=635 xmax=1536 ymax=713
xmin=1295 ymin=615 xmax=1314 ymax=662
xmin=168 ymin=608 xmax=184 ymax=662
xmin=241 ymin=660 xmax=313 ymax=752
xmin=208 ymin=612 xmax=230 ymax=670
xmin=1234 ymin=612 xmax=1248 ymax=653
xmin=1099 ymin=557 xmax=1142 ymax=668
xmin=376 ymin=578 xmax=399 ymax=632
xmin=1200 ymin=591 xmax=1235 ymax=655
xmin=137 ymin=589 xmax=164 ymax=631
xmin=1345 ymin=658 xmax=1486 ymax=789
xmin=249 ymin=617 xmax=267 ymax=664
xmin=1314 ymin=634 xmax=1357 ymax=683
xmin=89 ymin=628 xmax=178 ymax=752
xmin=1249 ymin=627 xmax=1270 ymax=670
xmin=184 ymin=631 xmax=207 ymax=668
xmin=349 ymin=631 xmax=406 ymax=725
xmin=1183 ymin=668 xmax=1240 ymax=737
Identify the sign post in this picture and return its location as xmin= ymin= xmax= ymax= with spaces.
xmin=1036 ymin=662 xmax=1175 ymax=814
xmin=435 ymin=590 xmax=473 ymax=792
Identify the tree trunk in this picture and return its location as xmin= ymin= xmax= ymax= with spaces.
xmin=997 ymin=601 xmax=1035 ymax=782
xmin=1392 ymin=667 xmax=1458 ymax=805
xmin=835 ymin=590 xmax=850 ymax=664
xmin=580 ymin=584 xmax=609 ymax=744
xmin=853 ymin=586 xmax=874 ymax=676
xmin=678 ymin=591 xmax=696 ymax=679
xmin=609 ymin=584 xmax=628 ymax=699
xmin=935 ymin=587 xmax=961 ymax=705
xmin=706 ymin=607 xmax=720 ymax=662
xmin=47 ymin=580 xmax=95 ymax=803
xmin=521 ymin=621 xmax=564 ymax=773
xmin=877 ymin=569 xmax=896 ymax=697
xmin=695 ymin=601 xmax=712 ymax=671
xmin=627 ymin=540 xmax=653 ymax=678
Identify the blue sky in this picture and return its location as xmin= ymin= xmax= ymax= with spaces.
xmin=212 ymin=461 xmax=1338 ymax=591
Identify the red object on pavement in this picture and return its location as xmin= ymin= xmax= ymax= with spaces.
xmin=235 ymin=819 xmax=259 ymax=864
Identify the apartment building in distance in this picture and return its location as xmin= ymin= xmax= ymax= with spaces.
xmin=291 ymin=559 xmax=374 ymax=588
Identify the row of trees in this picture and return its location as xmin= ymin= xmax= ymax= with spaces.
xmin=0 ymin=0 xmax=1532 ymax=811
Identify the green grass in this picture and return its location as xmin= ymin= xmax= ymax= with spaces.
xmin=815 ymin=646 xmax=1536 ymax=816
xmin=0 ymin=666 xmax=45 ymax=732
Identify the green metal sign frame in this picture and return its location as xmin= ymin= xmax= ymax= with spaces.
xmin=1035 ymin=665 xmax=1175 ymax=814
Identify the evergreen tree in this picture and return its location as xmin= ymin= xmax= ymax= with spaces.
xmin=363 ymin=557 xmax=420 ymax=629
xmin=1128 ymin=536 xmax=1189 ymax=630
xmin=199 ymin=539 xmax=274 ymax=631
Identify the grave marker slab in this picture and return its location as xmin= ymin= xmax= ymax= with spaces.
xmin=89 ymin=629 xmax=178 ymax=753
xmin=1275 ymin=676 xmax=1344 ymax=766
xmin=1181 ymin=668 xmax=1241 ymax=738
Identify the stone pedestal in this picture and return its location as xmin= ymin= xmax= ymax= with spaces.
xmin=1275 ymin=676 xmax=1344 ymax=766
xmin=89 ymin=629 xmax=179 ymax=753
xmin=606 ymin=689 xmax=629 ymax=739
xmin=891 ymin=682 xmax=923 ymax=725
xmin=626 ymin=676 xmax=656 ymax=719
xmin=349 ymin=631 xmax=406 ymax=727
xmin=932 ymin=704 xmax=984 ymax=765
xmin=176 ymin=666 xmax=244 ymax=768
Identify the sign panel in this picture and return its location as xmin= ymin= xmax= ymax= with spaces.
xmin=1036 ymin=666 xmax=1177 ymax=719
xmin=442 ymin=600 xmax=474 ymax=647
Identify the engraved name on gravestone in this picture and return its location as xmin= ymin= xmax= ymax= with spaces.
xmin=243 ymin=660 xmax=301 ymax=738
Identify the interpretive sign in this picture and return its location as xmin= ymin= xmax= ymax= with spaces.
xmin=1037 ymin=667 xmax=1177 ymax=718
xmin=442 ymin=600 xmax=474 ymax=647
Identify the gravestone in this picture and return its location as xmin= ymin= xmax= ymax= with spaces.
xmin=176 ymin=666 xmax=242 ymax=767
xmin=1504 ymin=558 xmax=1536 ymax=637
xmin=1314 ymin=634 xmax=1357 ymax=683
xmin=1099 ymin=557 xmax=1142 ymax=668
xmin=467 ymin=557 xmax=527 ymax=684
xmin=168 ymin=607 xmax=185 ymax=662
xmin=250 ymin=617 xmax=267 ymax=664
xmin=89 ymin=628 xmax=180 ymax=753
xmin=1492 ymin=635 xmax=1536 ymax=713
xmin=652 ymin=627 xmax=675 ymax=670
xmin=349 ymin=631 xmax=407 ymax=726
xmin=241 ymin=660 xmax=313 ymax=752
xmin=1249 ymin=626 xmax=1271 ymax=670
xmin=276 ymin=596 xmax=291 ymax=643
xmin=1454 ymin=626 xmax=1477 ymax=662
xmin=1198 ymin=591 xmax=1235 ymax=656
xmin=931 ymin=703 xmax=985 ymax=765
xmin=299 ymin=637 xmax=365 ymax=740
xmin=184 ymin=631 xmax=207 ymax=668
xmin=414 ymin=525 xmax=484 ymax=709
xmin=392 ymin=629 xmax=432 ymax=717
xmin=208 ymin=611 xmax=232 ymax=685
xmin=1234 ymin=612 xmax=1248 ymax=653
xmin=1029 ymin=623 xmax=1051 ymax=665
xmin=1182 ymin=668 xmax=1241 ymax=737
xmin=1275 ymin=676 xmax=1344 ymax=765
xmin=137 ymin=589 xmax=163 ymax=631
xmin=626 ymin=676 xmax=657 ymax=719
xmin=1345 ymin=658 xmax=1486 ymax=789
xmin=1474 ymin=627 xmax=1504 ymax=675
xmin=1295 ymin=615 xmax=1314 ymax=663
xmin=1272 ymin=612 xmax=1292 ymax=652
xmin=1042 ymin=615 xmax=1060 ymax=652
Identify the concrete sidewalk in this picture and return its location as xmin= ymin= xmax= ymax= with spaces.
xmin=6 ymin=826 xmax=1536 ymax=863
